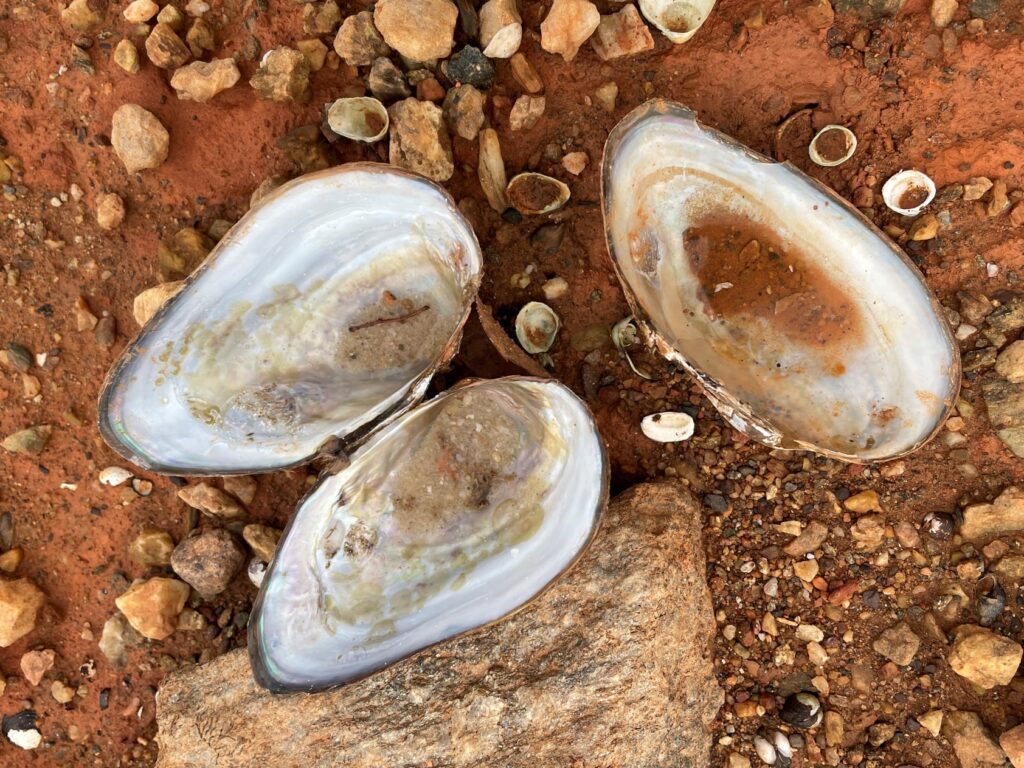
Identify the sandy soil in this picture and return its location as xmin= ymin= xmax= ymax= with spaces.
xmin=2 ymin=0 xmax=1024 ymax=764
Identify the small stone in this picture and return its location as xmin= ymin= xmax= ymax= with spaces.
xmin=3 ymin=425 xmax=52 ymax=455
xmin=931 ymin=0 xmax=958 ymax=26
xmin=416 ymin=77 xmax=446 ymax=102
xmin=868 ymin=722 xmax=896 ymax=746
xmin=541 ymin=0 xmax=600 ymax=61
xmin=129 ymin=528 xmax=175 ymax=567
xmin=1011 ymin=203 xmax=1024 ymax=228
xmin=368 ymin=57 xmax=411 ymax=101
xmin=441 ymin=46 xmax=494 ymax=89
xmin=987 ymin=180 xmax=1010 ymax=217
xmin=170 ymin=59 xmax=240 ymax=102
xmin=594 ymin=81 xmax=618 ymax=112
xmin=784 ymin=520 xmax=828 ymax=557
xmin=249 ymin=47 xmax=311 ymax=103
xmin=222 ymin=475 xmax=258 ymax=506
xmin=850 ymin=514 xmax=886 ymax=550
xmin=793 ymin=559 xmax=819 ymax=582
xmin=824 ymin=710 xmax=844 ymax=746
xmin=807 ymin=640 xmax=828 ymax=665
xmin=510 ymin=53 xmax=543 ymax=94
xmin=123 ymin=0 xmax=159 ymax=23
xmin=178 ymin=482 xmax=247 ymax=519
xmin=157 ymin=3 xmax=185 ymax=28
xmin=562 ymin=151 xmax=588 ymax=175
xmin=111 ymin=104 xmax=170 ymax=174
xmin=277 ymin=124 xmax=332 ymax=174
xmin=994 ymin=555 xmax=1024 ymax=581
xmin=943 ymin=710 xmax=1007 ymax=768
xmin=51 ymin=680 xmax=75 ymax=704
xmin=969 ymin=0 xmax=999 ymax=18
xmin=909 ymin=213 xmax=939 ymax=240
xmin=873 ymin=621 xmax=920 ymax=665
xmin=388 ymin=98 xmax=454 ymax=182
xmin=95 ymin=315 xmax=117 ymax=349
xmin=962 ymin=486 xmax=1024 ymax=540
xmin=98 ymin=614 xmax=131 ymax=666
xmin=963 ymin=176 xmax=993 ymax=201
xmin=727 ymin=754 xmax=752 ymax=768
xmin=20 ymin=649 xmax=55 ymax=686
xmin=996 ymin=340 xmax=1024 ymax=383
xmin=0 ymin=343 xmax=30 ymax=373
xmin=115 ymin=578 xmax=190 ymax=640
xmin=0 ymin=548 xmax=23 ymax=573
xmin=796 ymin=624 xmax=824 ymax=643
xmin=509 ymin=94 xmax=545 ymax=131
xmin=296 ymin=39 xmax=328 ymax=71
xmin=802 ymin=0 xmax=835 ymax=27
xmin=100 ymin=466 xmax=133 ymax=487
xmin=1000 ymin=724 xmax=1024 ymax=768
xmin=443 ymin=84 xmax=486 ymax=141
xmin=158 ymin=227 xmax=212 ymax=279
xmin=61 ymin=0 xmax=102 ymax=32
xmin=949 ymin=625 xmax=1023 ymax=688
xmin=304 ymin=0 xmax=341 ymax=35
xmin=918 ymin=709 xmax=944 ymax=737
xmin=242 ymin=524 xmax=282 ymax=562
xmin=133 ymin=281 xmax=183 ymax=326
xmin=185 ymin=18 xmax=215 ymax=58
xmin=0 ymin=578 xmax=46 ymax=647
xmin=177 ymin=607 xmax=208 ymax=631
xmin=114 ymin=39 xmax=140 ymax=73
xmin=171 ymin=530 xmax=246 ymax=598
xmin=894 ymin=520 xmax=920 ymax=548
xmin=95 ymin=192 xmax=126 ymax=231
xmin=542 ymin=277 xmax=569 ymax=299
xmin=590 ymin=4 xmax=654 ymax=60
xmin=844 ymin=489 xmax=882 ymax=512
xmin=146 ymin=22 xmax=191 ymax=69
xmin=479 ymin=0 xmax=522 ymax=58
xmin=334 ymin=10 xmax=391 ymax=66
xmin=374 ymin=0 xmax=458 ymax=61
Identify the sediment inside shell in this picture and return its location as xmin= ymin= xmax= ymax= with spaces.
xmin=602 ymin=100 xmax=960 ymax=461
xmin=639 ymin=0 xmax=717 ymax=43
xmin=99 ymin=164 xmax=482 ymax=474
xmin=249 ymin=377 xmax=607 ymax=692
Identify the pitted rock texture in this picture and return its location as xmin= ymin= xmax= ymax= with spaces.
xmin=154 ymin=483 xmax=721 ymax=768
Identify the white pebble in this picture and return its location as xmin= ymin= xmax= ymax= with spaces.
xmin=99 ymin=466 xmax=133 ymax=486
xmin=542 ymin=277 xmax=568 ymax=300
xmin=754 ymin=735 xmax=777 ymax=765
xmin=9 ymin=728 xmax=42 ymax=750
xmin=248 ymin=558 xmax=267 ymax=588
xmin=640 ymin=411 xmax=694 ymax=442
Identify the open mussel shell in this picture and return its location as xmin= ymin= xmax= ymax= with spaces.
xmin=326 ymin=97 xmax=389 ymax=143
xmin=249 ymin=377 xmax=608 ymax=693
xmin=602 ymin=100 xmax=960 ymax=462
xmin=639 ymin=0 xmax=717 ymax=43
xmin=98 ymin=164 xmax=482 ymax=475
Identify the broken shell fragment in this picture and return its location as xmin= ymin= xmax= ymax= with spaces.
xmin=326 ymin=97 xmax=389 ymax=143
xmin=98 ymin=164 xmax=482 ymax=474
xmin=99 ymin=466 xmax=133 ymax=486
xmin=515 ymin=301 xmax=560 ymax=354
xmin=881 ymin=170 xmax=936 ymax=216
xmin=639 ymin=0 xmax=716 ymax=43
xmin=506 ymin=172 xmax=570 ymax=215
xmin=602 ymin=101 xmax=960 ymax=462
xmin=611 ymin=316 xmax=653 ymax=379
xmin=249 ymin=377 xmax=607 ymax=692
xmin=641 ymin=411 xmax=694 ymax=442
xmin=808 ymin=125 xmax=857 ymax=167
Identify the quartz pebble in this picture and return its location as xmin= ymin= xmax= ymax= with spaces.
xmin=334 ymin=11 xmax=391 ymax=66
xmin=368 ymin=57 xmax=411 ymax=101
xmin=133 ymin=281 xmax=183 ymax=326
xmin=114 ymin=39 xmax=140 ymax=73
xmin=509 ymin=94 xmax=545 ymax=131
xmin=296 ymin=39 xmax=328 ymax=71
xmin=0 ymin=578 xmax=47 ymax=647
xmin=123 ymin=0 xmax=159 ymax=23
xmin=374 ymin=0 xmax=458 ymax=61
xmin=111 ymin=104 xmax=170 ymax=173
xmin=51 ymin=679 xmax=75 ymax=704
xmin=388 ymin=98 xmax=454 ymax=182
xmin=872 ymin=621 xmax=920 ymax=665
xmin=178 ymin=482 xmax=247 ymax=519
xmin=443 ymin=85 xmax=486 ymax=141
xmin=96 ymin=192 xmax=125 ymax=230
xmin=591 ymin=4 xmax=654 ymax=60
xmin=129 ymin=528 xmax=175 ymax=567
xmin=250 ymin=47 xmax=311 ymax=103
xmin=242 ymin=524 xmax=282 ymax=562
xmin=510 ymin=53 xmax=543 ymax=93
xmin=949 ymin=625 xmax=1023 ymax=688
xmin=962 ymin=486 xmax=1024 ymax=540
xmin=931 ymin=0 xmax=957 ymax=26
xmin=20 ymin=648 xmax=55 ymax=685
xmin=115 ymin=577 xmax=190 ymax=640
xmin=943 ymin=711 xmax=1006 ymax=768
xmin=61 ymin=0 xmax=103 ymax=31
xmin=784 ymin=520 xmax=828 ymax=557
xmin=171 ymin=59 xmax=240 ymax=102
xmin=541 ymin=0 xmax=601 ymax=61
xmin=146 ymin=22 xmax=191 ymax=69
xmin=99 ymin=466 xmax=133 ymax=486
xmin=222 ymin=475 xmax=258 ymax=506
xmin=98 ymin=613 xmax=131 ymax=666
xmin=479 ymin=0 xmax=522 ymax=58
xmin=1000 ymin=724 xmax=1024 ymax=768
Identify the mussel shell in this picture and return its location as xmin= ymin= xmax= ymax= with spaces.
xmin=602 ymin=100 xmax=960 ymax=462
xmin=98 ymin=164 xmax=482 ymax=475
xmin=249 ymin=377 xmax=608 ymax=692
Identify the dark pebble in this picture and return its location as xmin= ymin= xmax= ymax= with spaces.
xmin=441 ymin=46 xmax=494 ymax=89
xmin=703 ymin=493 xmax=728 ymax=513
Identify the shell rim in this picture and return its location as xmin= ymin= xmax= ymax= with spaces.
xmin=599 ymin=98 xmax=962 ymax=464
xmin=95 ymin=162 xmax=483 ymax=477
xmin=246 ymin=375 xmax=611 ymax=694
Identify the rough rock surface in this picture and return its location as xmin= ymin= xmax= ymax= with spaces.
xmin=943 ymin=710 xmax=1007 ymax=768
xmin=133 ymin=282 xmax=183 ymax=326
xmin=155 ymin=483 xmax=721 ymax=768
xmin=333 ymin=10 xmax=390 ymax=66
xmin=111 ymin=104 xmax=170 ymax=173
xmin=0 ymin=578 xmax=46 ymax=647
xmin=962 ymin=486 xmax=1024 ymax=539
xmin=170 ymin=530 xmax=246 ymax=598
xmin=170 ymin=59 xmax=240 ymax=103
xmin=373 ymin=0 xmax=458 ymax=61
xmin=249 ymin=47 xmax=311 ymax=103
xmin=388 ymin=98 xmax=454 ymax=181
xmin=949 ymin=624 xmax=1023 ymax=688
xmin=114 ymin=577 xmax=190 ymax=640
xmin=540 ymin=0 xmax=601 ymax=61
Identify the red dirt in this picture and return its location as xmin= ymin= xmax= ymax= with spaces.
xmin=0 ymin=0 xmax=1023 ymax=765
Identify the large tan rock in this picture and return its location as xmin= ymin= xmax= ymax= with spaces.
xmin=949 ymin=625 xmax=1023 ymax=689
xmin=943 ymin=711 xmax=1007 ymax=768
xmin=541 ymin=0 xmax=600 ymax=61
xmin=111 ymin=104 xmax=170 ymax=174
xmin=0 ymin=578 xmax=46 ymax=647
xmin=170 ymin=59 xmax=240 ymax=103
xmin=962 ymin=486 xmax=1024 ymax=540
xmin=155 ymin=483 xmax=722 ymax=768
xmin=373 ymin=0 xmax=457 ymax=61
xmin=115 ymin=577 xmax=190 ymax=640
xmin=388 ymin=98 xmax=454 ymax=182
